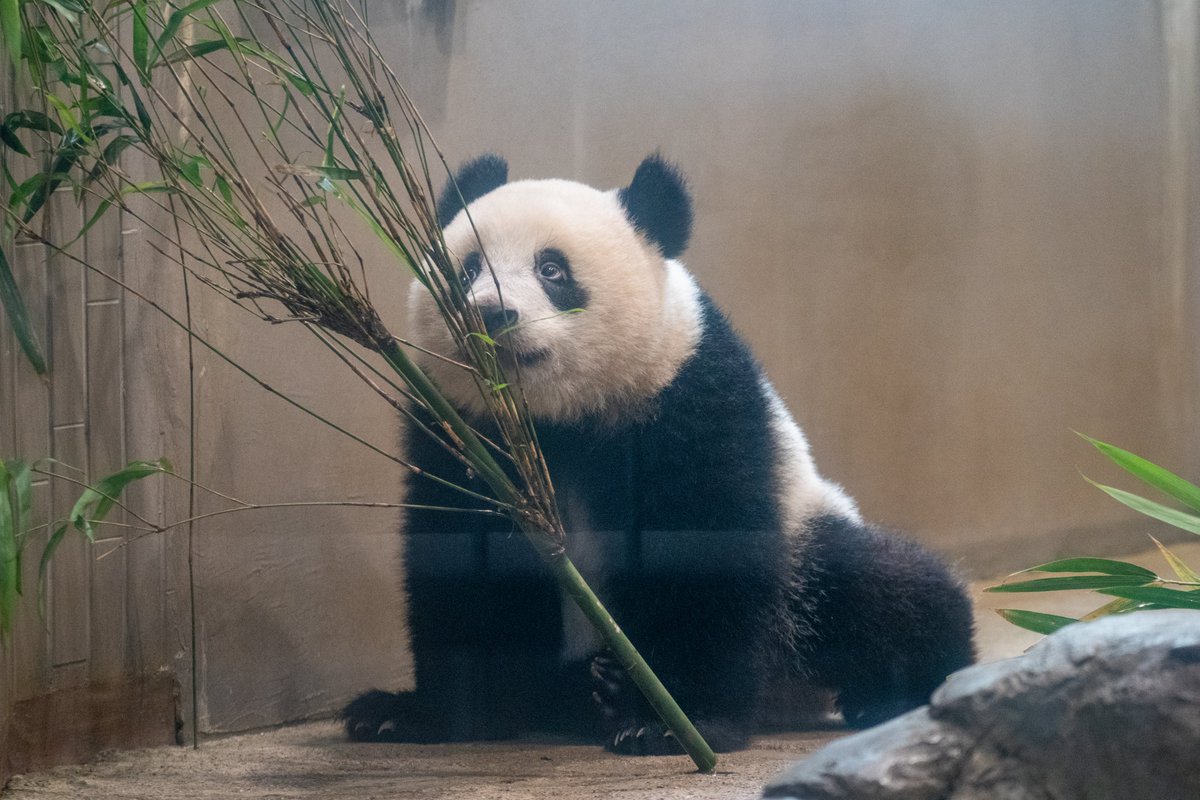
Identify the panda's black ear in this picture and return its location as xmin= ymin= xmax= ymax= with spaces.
xmin=617 ymin=154 xmax=693 ymax=259
xmin=436 ymin=154 xmax=508 ymax=229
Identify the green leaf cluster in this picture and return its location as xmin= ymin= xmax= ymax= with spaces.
xmin=0 ymin=0 xmax=247 ymax=375
xmin=988 ymin=435 xmax=1200 ymax=635
xmin=0 ymin=457 xmax=168 ymax=640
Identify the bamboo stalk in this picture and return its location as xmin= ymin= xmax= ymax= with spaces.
xmin=378 ymin=335 xmax=719 ymax=773
xmin=2 ymin=0 xmax=719 ymax=771
xmin=536 ymin=543 xmax=718 ymax=772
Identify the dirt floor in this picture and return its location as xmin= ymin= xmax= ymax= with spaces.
xmin=6 ymin=540 xmax=1197 ymax=800
xmin=2 ymin=725 xmax=844 ymax=800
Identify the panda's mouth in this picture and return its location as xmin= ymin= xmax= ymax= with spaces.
xmin=495 ymin=344 xmax=549 ymax=368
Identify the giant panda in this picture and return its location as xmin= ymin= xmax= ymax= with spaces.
xmin=343 ymin=154 xmax=975 ymax=755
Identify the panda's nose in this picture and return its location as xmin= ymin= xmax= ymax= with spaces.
xmin=479 ymin=305 xmax=519 ymax=337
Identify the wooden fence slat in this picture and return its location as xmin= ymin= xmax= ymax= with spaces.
xmin=46 ymin=194 xmax=87 ymax=429
xmin=49 ymin=425 xmax=90 ymax=672
xmin=12 ymin=480 xmax=51 ymax=700
xmin=11 ymin=242 xmax=49 ymax=461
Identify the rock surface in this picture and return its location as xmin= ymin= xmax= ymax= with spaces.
xmin=763 ymin=609 xmax=1200 ymax=800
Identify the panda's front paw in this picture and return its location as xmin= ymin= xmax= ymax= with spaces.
xmin=606 ymin=720 xmax=684 ymax=756
xmin=590 ymin=652 xmax=638 ymax=725
xmin=341 ymin=689 xmax=445 ymax=742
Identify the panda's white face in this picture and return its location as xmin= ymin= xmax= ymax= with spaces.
xmin=407 ymin=178 xmax=702 ymax=423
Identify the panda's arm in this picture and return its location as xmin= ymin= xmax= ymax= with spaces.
xmin=400 ymin=411 xmax=568 ymax=741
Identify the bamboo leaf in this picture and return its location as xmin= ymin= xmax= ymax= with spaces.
xmin=33 ymin=0 xmax=82 ymax=23
xmin=84 ymin=134 xmax=140 ymax=185
xmin=1087 ymin=478 xmax=1200 ymax=536
xmin=9 ymin=460 xmax=31 ymax=554
xmin=66 ymin=458 xmax=170 ymax=540
xmin=156 ymin=0 xmax=223 ymax=58
xmin=984 ymin=574 xmax=1154 ymax=593
xmin=0 ymin=461 xmax=17 ymax=637
xmin=0 ymin=124 xmax=30 ymax=155
xmin=1018 ymin=557 xmax=1157 ymax=579
xmin=995 ymin=609 xmax=1077 ymax=635
xmin=213 ymin=174 xmax=233 ymax=206
xmin=1148 ymin=536 xmax=1200 ymax=583
xmin=179 ymin=152 xmax=206 ymax=187
xmin=1080 ymin=433 xmax=1200 ymax=513
xmin=43 ymin=94 xmax=85 ymax=140
xmin=132 ymin=0 xmax=149 ymax=83
xmin=111 ymin=62 xmax=153 ymax=134
xmin=73 ymin=198 xmax=111 ymax=243
xmin=0 ymin=245 xmax=48 ymax=374
xmin=1101 ymin=585 xmax=1200 ymax=610
xmin=1 ymin=0 xmax=20 ymax=67
xmin=4 ymin=110 xmax=64 ymax=136
xmin=1080 ymin=596 xmax=1147 ymax=621
xmin=21 ymin=131 xmax=85 ymax=222
xmin=9 ymin=459 xmax=32 ymax=565
xmin=163 ymin=38 xmax=237 ymax=64
xmin=299 ymin=164 xmax=362 ymax=182
xmin=36 ymin=523 xmax=67 ymax=608
xmin=234 ymin=40 xmax=318 ymax=96
xmin=320 ymin=179 xmax=422 ymax=284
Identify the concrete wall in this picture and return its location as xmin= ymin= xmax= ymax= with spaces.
xmin=196 ymin=0 xmax=1199 ymax=729
xmin=380 ymin=0 xmax=1200 ymax=566
xmin=4 ymin=0 xmax=1198 ymax=744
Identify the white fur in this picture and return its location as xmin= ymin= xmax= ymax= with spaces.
xmin=408 ymin=170 xmax=865 ymax=663
xmin=408 ymin=179 xmax=702 ymax=424
xmin=760 ymin=379 xmax=861 ymax=533
xmin=557 ymin=486 xmax=607 ymax=661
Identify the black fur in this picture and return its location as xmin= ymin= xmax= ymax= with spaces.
xmin=796 ymin=516 xmax=976 ymax=728
xmin=436 ymin=154 xmax=508 ymax=229
xmin=618 ymin=155 xmax=693 ymax=259
xmin=343 ymin=295 xmax=975 ymax=751
xmin=535 ymin=247 xmax=590 ymax=311
xmin=343 ymin=156 xmax=975 ymax=752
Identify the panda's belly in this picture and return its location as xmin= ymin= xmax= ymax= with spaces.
xmin=557 ymin=484 xmax=612 ymax=662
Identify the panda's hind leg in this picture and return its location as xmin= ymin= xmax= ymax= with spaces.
xmin=793 ymin=516 xmax=975 ymax=728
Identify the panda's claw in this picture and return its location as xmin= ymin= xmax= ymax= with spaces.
xmin=606 ymin=720 xmax=685 ymax=756
xmin=342 ymin=689 xmax=450 ymax=743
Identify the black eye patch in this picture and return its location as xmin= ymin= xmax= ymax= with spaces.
xmin=460 ymin=252 xmax=482 ymax=290
xmin=535 ymin=247 xmax=588 ymax=312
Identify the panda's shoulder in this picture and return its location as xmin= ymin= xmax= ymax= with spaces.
xmin=664 ymin=293 xmax=768 ymax=406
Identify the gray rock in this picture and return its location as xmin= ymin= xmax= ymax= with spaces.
xmin=763 ymin=610 xmax=1200 ymax=800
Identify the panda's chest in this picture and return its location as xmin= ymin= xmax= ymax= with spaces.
xmin=557 ymin=485 xmax=613 ymax=661
xmin=539 ymin=423 xmax=640 ymax=532
xmin=542 ymin=430 xmax=638 ymax=662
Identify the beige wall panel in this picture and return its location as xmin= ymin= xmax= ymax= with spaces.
xmin=384 ymin=0 xmax=1193 ymax=568
xmin=189 ymin=291 xmax=410 ymax=731
xmin=5 ymin=0 xmax=1196 ymax=744
xmin=118 ymin=208 xmax=196 ymax=735
xmin=85 ymin=301 xmax=129 ymax=680
xmin=86 ymin=301 xmax=126 ymax=480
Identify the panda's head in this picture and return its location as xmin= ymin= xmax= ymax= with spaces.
xmin=407 ymin=154 xmax=704 ymax=423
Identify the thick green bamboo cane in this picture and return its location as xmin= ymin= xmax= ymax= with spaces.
xmin=375 ymin=339 xmax=717 ymax=772
xmin=531 ymin=537 xmax=718 ymax=772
